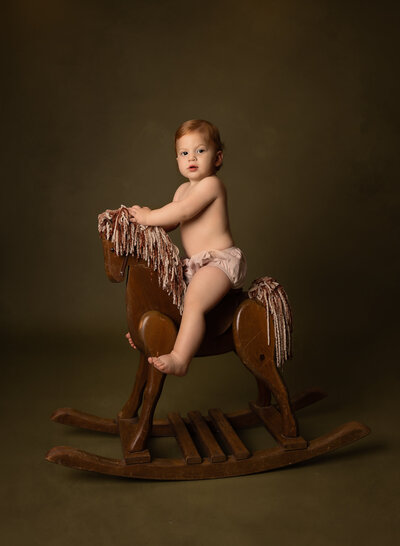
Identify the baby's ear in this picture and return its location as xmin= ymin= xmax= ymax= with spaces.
xmin=215 ymin=150 xmax=223 ymax=167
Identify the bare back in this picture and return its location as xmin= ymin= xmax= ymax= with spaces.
xmin=174 ymin=178 xmax=235 ymax=257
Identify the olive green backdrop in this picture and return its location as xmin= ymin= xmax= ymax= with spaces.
xmin=2 ymin=1 xmax=399 ymax=545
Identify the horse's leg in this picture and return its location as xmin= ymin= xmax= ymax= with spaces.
xmin=128 ymin=365 xmax=166 ymax=452
xmin=118 ymin=351 xmax=148 ymax=420
xmin=255 ymin=376 xmax=272 ymax=407
xmin=233 ymin=299 xmax=298 ymax=438
xmin=126 ymin=310 xmax=177 ymax=453
xmin=251 ymin=351 xmax=298 ymax=438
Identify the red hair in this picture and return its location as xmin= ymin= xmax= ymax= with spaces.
xmin=175 ymin=119 xmax=224 ymax=155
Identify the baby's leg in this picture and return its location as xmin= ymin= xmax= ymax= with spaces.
xmin=149 ymin=265 xmax=232 ymax=376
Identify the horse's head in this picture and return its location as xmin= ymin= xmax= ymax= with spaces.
xmin=98 ymin=206 xmax=186 ymax=313
xmin=100 ymin=235 xmax=129 ymax=283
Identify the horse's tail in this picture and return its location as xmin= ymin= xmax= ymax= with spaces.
xmin=247 ymin=277 xmax=293 ymax=368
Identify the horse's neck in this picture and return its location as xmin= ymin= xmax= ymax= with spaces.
xmin=126 ymin=257 xmax=182 ymax=325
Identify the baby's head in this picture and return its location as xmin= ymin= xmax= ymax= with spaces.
xmin=175 ymin=119 xmax=224 ymax=172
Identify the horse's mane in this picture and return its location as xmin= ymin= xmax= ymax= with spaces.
xmin=98 ymin=206 xmax=292 ymax=367
xmin=98 ymin=206 xmax=186 ymax=313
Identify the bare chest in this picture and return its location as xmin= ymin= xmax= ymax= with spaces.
xmin=177 ymin=184 xmax=233 ymax=255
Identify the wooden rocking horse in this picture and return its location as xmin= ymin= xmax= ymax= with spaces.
xmin=46 ymin=207 xmax=370 ymax=480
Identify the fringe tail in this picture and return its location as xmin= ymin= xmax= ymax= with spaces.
xmin=248 ymin=276 xmax=293 ymax=368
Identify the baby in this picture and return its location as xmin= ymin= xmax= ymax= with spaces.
xmin=127 ymin=119 xmax=247 ymax=376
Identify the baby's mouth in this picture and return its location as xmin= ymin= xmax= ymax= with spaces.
xmin=189 ymin=165 xmax=198 ymax=171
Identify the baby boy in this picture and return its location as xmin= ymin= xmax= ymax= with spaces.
xmin=128 ymin=119 xmax=247 ymax=376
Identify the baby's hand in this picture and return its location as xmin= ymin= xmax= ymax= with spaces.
xmin=128 ymin=205 xmax=151 ymax=225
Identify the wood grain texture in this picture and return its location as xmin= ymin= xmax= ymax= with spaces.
xmin=187 ymin=411 xmax=226 ymax=463
xmin=168 ymin=412 xmax=202 ymax=464
xmin=208 ymin=408 xmax=250 ymax=460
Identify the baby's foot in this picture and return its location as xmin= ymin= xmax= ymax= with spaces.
xmin=148 ymin=351 xmax=189 ymax=377
xmin=125 ymin=332 xmax=137 ymax=349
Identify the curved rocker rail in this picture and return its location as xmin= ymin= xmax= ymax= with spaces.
xmin=51 ymin=408 xmax=118 ymax=434
xmin=46 ymin=421 xmax=370 ymax=480
xmin=50 ymin=388 xmax=328 ymax=436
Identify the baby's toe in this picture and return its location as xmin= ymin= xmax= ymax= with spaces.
xmin=153 ymin=358 xmax=164 ymax=370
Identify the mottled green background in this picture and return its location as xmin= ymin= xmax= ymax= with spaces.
xmin=2 ymin=1 xmax=399 ymax=545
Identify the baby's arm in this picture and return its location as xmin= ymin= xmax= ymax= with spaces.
xmin=159 ymin=185 xmax=185 ymax=232
xmin=128 ymin=185 xmax=183 ymax=231
xmin=129 ymin=177 xmax=221 ymax=227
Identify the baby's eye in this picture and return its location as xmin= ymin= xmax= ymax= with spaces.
xmin=180 ymin=151 xmax=188 ymax=156
xmin=197 ymin=148 xmax=205 ymax=154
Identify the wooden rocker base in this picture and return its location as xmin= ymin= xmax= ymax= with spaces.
xmin=46 ymin=421 xmax=370 ymax=480
xmin=46 ymin=389 xmax=371 ymax=480
xmin=46 ymin=220 xmax=371 ymax=480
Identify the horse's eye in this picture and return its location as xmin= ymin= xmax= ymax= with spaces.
xmin=110 ymin=247 xmax=115 ymax=252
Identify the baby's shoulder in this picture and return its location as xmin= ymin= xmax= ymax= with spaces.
xmin=199 ymin=175 xmax=226 ymax=196
xmin=199 ymin=175 xmax=224 ymax=189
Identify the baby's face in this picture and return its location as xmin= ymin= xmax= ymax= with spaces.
xmin=176 ymin=131 xmax=222 ymax=182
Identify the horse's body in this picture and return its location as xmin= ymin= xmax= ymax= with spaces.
xmin=101 ymin=235 xmax=298 ymax=453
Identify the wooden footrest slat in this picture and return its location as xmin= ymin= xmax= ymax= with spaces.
xmin=249 ymin=402 xmax=308 ymax=450
xmin=168 ymin=412 xmax=202 ymax=464
xmin=187 ymin=411 xmax=226 ymax=463
xmin=208 ymin=408 xmax=250 ymax=460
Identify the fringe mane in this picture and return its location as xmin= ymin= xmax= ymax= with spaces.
xmin=98 ymin=206 xmax=186 ymax=314
xmin=248 ymin=277 xmax=293 ymax=368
